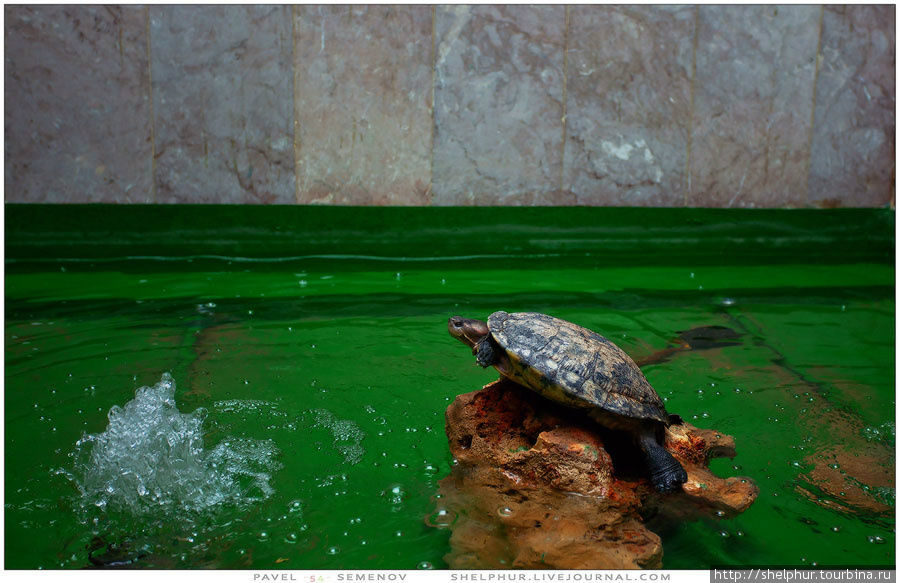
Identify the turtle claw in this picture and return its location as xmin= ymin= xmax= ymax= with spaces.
xmin=652 ymin=465 xmax=688 ymax=493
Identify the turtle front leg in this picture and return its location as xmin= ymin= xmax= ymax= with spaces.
xmin=474 ymin=336 xmax=497 ymax=368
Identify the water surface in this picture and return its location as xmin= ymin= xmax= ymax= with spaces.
xmin=5 ymin=208 xmax=894 ymax=569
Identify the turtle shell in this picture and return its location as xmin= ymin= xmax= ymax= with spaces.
xmin=488 ymin=311 xmax=669 ymax=424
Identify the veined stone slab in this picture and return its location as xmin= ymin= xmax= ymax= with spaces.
xmin=5 ymin=5 xmax=153 ymax=202
xmin=151 ymin=5 xmax=294 ymax=203
xmin=433 ymin=5 xmax=566 ymax=205
xmin=563 ymin=5 xmax=694 ymax=206
xmin=690 ymin=5 xmax=820 ymax=208
xmin=809 ymin=5 xmax=895 ymax=208
xmin=293 ymin=5 xmax=433 ymax=205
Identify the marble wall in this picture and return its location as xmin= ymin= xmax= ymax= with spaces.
xmin=5 ymin=5 xmax=895 ymax=207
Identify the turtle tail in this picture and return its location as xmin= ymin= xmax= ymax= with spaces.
xmin=637 ymin=426 xmax=688 ymax=493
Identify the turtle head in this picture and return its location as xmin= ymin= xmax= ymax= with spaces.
xmin=448 ymin=315 xmax=489 ymax=348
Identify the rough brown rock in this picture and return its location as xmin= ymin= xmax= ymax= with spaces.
xmin=429 ymin=379 xmax=759 ymax=569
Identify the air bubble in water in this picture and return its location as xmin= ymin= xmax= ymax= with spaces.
xmin=425 ymin=508 xmax=455 ymax=528
xmin=385 ymin=484 xmax=406 ymax=505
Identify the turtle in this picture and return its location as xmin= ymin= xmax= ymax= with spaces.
xmin=448 ymin=310 xmax=688 ymax=493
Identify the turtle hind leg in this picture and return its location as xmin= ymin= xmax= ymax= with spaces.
xmin=474 ymin=336 xmax=497 ymax=368
xmin=636 ymin=425 xmax=688 ymax=493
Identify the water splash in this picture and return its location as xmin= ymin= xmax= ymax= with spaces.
xmin=63 ymin=373 xmax=280 ymax=524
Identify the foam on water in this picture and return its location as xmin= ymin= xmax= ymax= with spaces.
xmin=65 ymin=373 xmax=280 ymax=523
xmin=312 ymin=408 xmax=365 ymax=465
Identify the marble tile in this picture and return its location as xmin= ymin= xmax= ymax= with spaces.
xmin=5 ymin=5 xmax=153 ymax=202
xmin=563 ymin=5 xmax=694 ymax=206
xmin=6 ymin=4 xmax=889 ymax=209
xmin=808 ymin=5 xmax=895 ymax=208
xmin=432 ymin=5 xmax=566 ymax=205
xmin=151 ymin=5 xmax=294 ymax=204
xmin=293 ymin=5 xmax=433 ymax=205
xmin=690 ymin=5 xmax=820 ymax=207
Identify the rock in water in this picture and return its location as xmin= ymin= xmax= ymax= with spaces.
xmin=428 ymin=379 xmax=759 ymax=569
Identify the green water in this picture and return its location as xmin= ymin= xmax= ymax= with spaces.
xmin=4 ymin=206 xmax=895 ymax=569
